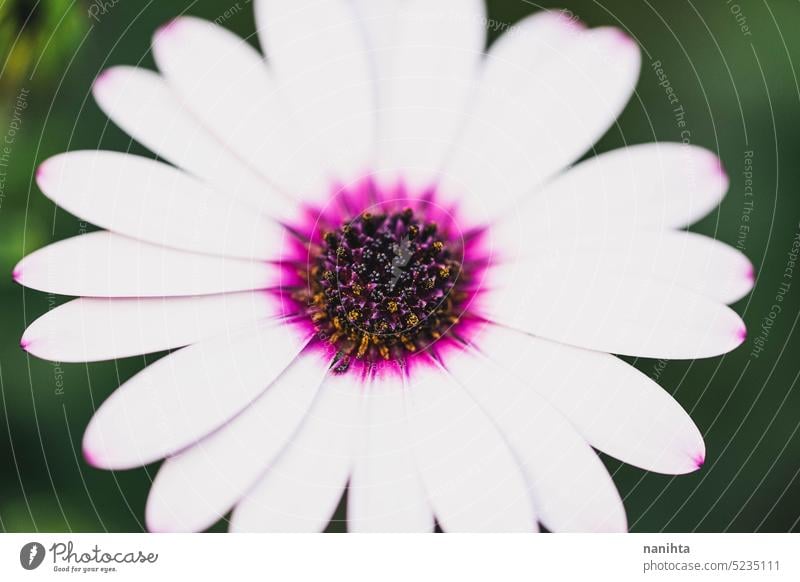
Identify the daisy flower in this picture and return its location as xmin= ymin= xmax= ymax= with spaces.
xmin=15 ymin=0 xmax=752 ymax=533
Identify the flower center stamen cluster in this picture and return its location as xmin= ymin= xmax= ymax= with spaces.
xmin=298 ymin=209 xmax=466 ymax=373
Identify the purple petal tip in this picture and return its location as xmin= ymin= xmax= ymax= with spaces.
xmin=552 ymin=11 xmax=586 ymax=31
xmin=12 ymin=266 xmax=22 ymax=283
xmin=93 ymin=69 xmax=114 ymax=90
xmin=82 ymin=443 xmax=102 ymax=468
xmin=35 ymin=162 xmax=50 ymax=189
xmin=20 ymin=338 xmax=30 ymax=351
xmin=154 ymin=18 xmax=181 ymax=42
xmin=694 ymin=454 xmax=706 ymax=470
xmin=712 ymin=156 xmax=728 ymax=180
xmin=737 ymin=327 xmax=748 ymax=343
xmin=608 ymin=28 xmax=636 ymax=49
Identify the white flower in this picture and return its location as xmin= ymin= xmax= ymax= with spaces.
xmin=15 ymin=0 xmax=752 ymax=533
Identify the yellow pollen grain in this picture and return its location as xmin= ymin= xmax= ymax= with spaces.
xmin=387 ymin=301 xmax=399 ymax=313
xmin=357 ymin=334 xmax=369 ymax=358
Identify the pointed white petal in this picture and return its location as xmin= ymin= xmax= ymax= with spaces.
xmin=504 ymin=143 xmax=730 ymax=235
xmin=443 ymin=25 xmax=641 ymax=221
xmin=82 ymin=322 xmax=311 ymax=470
xmin=152 ymin=16 xmax=325 ymax=198
xmin=14 ymin=232 xmax=275 ymax=298
xmin=404 ymin=365 xmax=537 ymax=532
xmin=146 ymin=350 xmax=332 ymax=532
xmin=231 ymin=374 xmax=361 ymax=532
xmin=444 ymin=345 xmax=627 ymax=532
xmin=22 ymin=292 xmax=278 ymax=363
xmin=93 ymin=66 xmax=279 ymax=212
xmin=476 ymin=325 xmax=706 ymax=474
xmin=37 ymin=152 xmax=284 ymax=260
xmin=255 ymin=0 xmax=375 ymax=180
xmin=481 ymin=262 xmax=746 ymax=359
xmin=374 ymin=0 xmax=486 ymax=187
xmin=348 ymin=374 xmax=433 ymax=532
xmin=497 ymin=230 xmax=753 ymax=305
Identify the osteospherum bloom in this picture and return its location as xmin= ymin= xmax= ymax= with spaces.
xmin=16 ymin=0 xmax=752 ymax=532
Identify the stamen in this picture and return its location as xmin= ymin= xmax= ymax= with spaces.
xmin=288 ymin=195 xmax=487 ymax=373
xmin=287 ymin=204 xmax=480 ymax=374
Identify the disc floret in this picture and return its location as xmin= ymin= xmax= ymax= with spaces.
xmin=298 ymin=208 xmax=467 ymax=372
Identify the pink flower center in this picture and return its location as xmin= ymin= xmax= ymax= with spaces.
xmin=275 ymin=179 xmax=491 ymax=375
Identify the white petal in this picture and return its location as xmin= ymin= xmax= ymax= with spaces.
xmin=496 ymin=230 xmax=753 ymax=305
xmin=478 ymin=11 xmax=588 ymax=92
xmin=374 ymin=0 xmax=486 ymax=187
xmin=22 ymin=292 xmax=278 ymax=363
xmin=37 ymin=151 xmax=284 ymax=260
xmin=351 ymin=0 xmax=400 ymax=75
xmin=476 ymin=325 xmax=706 ymax=474
xmin=255 ymin=0 xmax=375 ymax=181
xmin=14 ymin=232 xmax=275 ymax=298
xmin=481 ymin=262 xmax=746 ymax=359
xmin=404 ymin=365 xmax=537 ymax=532
xmin=152 ymin=17 xmax=325 ymax=198
xmin=444 ymin=345 xmax=627 ymax=532
xmin=146 ymin=350 xmax=332 ymax=532
xmin=348 ymin=373 xmax=433 ymax=532
xmin=443 ymin=25 xmax=641 ymax=221
xmin=506 ymin=143 xmax=730 ymax=235
xmin=82 ymin=321 xmax=311 ymax=470
xmin=93 ymin=66 xmax=278 ymax=212
xmin=231 ymin=374 xmax=361 ymax=532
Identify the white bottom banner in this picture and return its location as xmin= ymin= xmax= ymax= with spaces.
xmin=0 ymin=534 xmax=797 ymax=581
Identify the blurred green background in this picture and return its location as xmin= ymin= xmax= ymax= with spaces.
xmin=1 ymin=0 xmax=799 ymax=533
